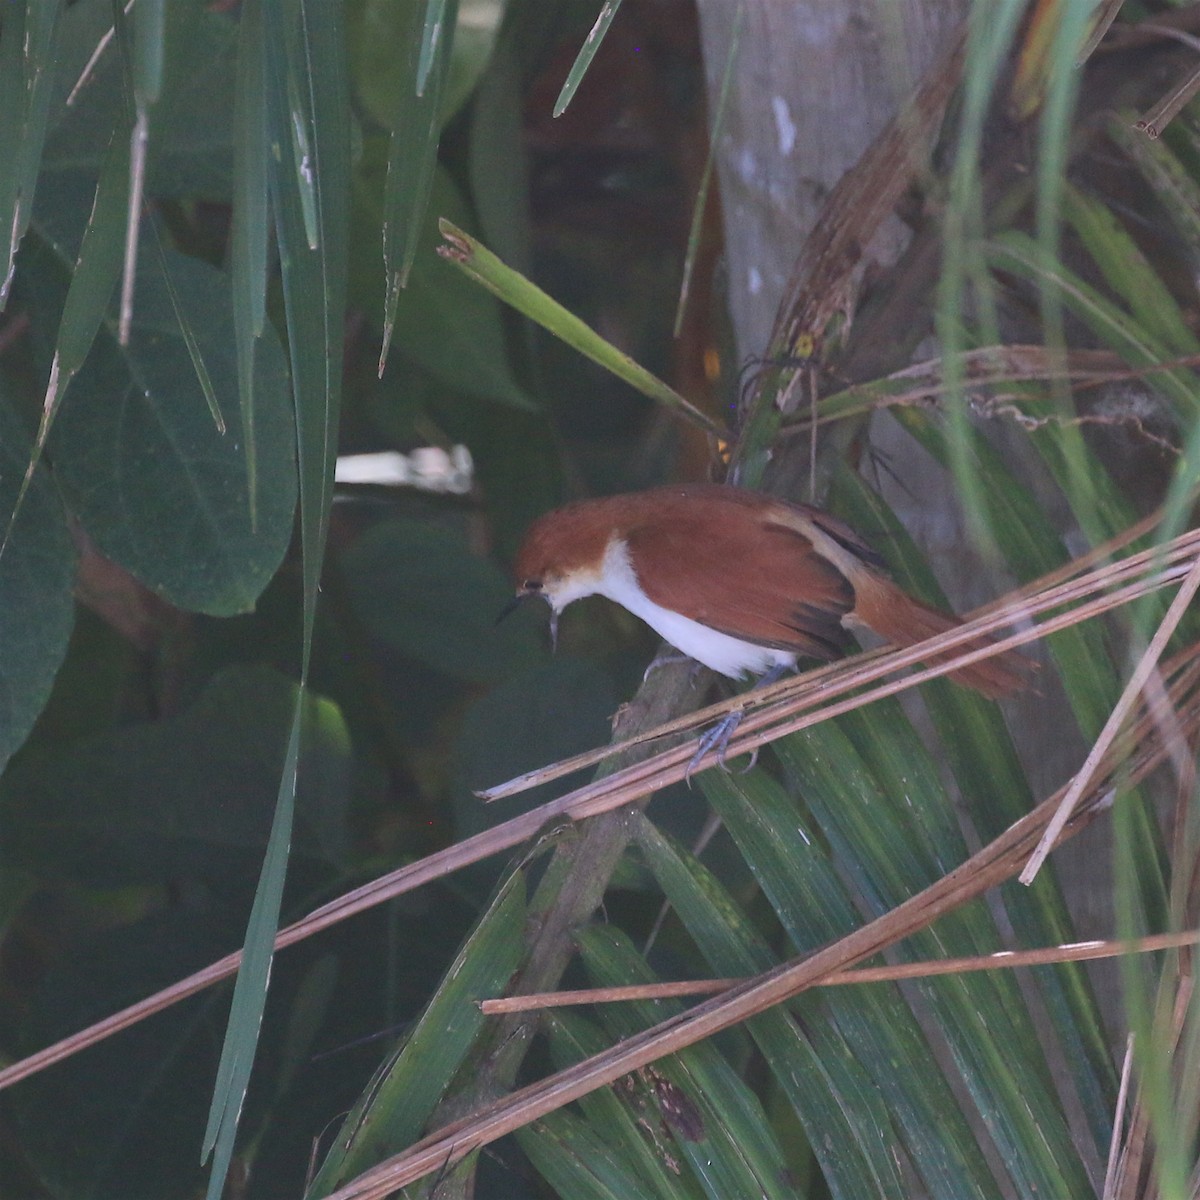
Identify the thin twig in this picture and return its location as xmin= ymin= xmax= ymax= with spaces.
xmin=1103 ymin=1034 xmax=1137 ymax=1200
xmin=479 ymin=929 xmax=1200 ymax=1014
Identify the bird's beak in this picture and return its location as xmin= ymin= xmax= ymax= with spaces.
xmin=496 ymin=593 xmax=527 ymax=625
xmin=498 ymin=590 xmax=559 ymax=653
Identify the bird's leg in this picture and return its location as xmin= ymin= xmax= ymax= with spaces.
xmin=684 ymin=663 xmax=792 ymax=783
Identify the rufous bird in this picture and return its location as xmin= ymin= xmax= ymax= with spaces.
xmin=511 ymin=484 xmax=1029 ymax=703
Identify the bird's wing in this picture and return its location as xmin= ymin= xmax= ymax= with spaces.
xmin=624 ymin=504 xmax=856 ymax=660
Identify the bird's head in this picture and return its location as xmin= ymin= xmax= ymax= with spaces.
xmin=507 ymin=501 xmax=618 ymax=647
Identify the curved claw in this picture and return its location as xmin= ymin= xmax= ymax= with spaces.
xmin=684 ymin=709 xmax=749 ymax=785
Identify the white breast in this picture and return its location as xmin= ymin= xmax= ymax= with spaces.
xmin=594 ymin=538 xmax=796 ymax=680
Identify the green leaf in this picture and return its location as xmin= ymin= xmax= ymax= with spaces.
xmin=350 ymin=0 xmax=499 ymax=133
xmin=359 ymin=165 xmax=537 ymax=409
xmin=990 ymin=231 xmax=1199 ymax=421
xmin=0 ymin=386 xmax=75 ymax=775
xmin=133 ymin=0 xmax=166 ymax=105
xmin=886 ymin=405 xmax=1124 ymax=739
xmin=539 ymin=1011 xmax=702 ymax=1200
xmin=553 ymin=2 xmax=624 ymax=118
xmin=44 ymin=0 xmax=239 ymax=199
xmin=261 ymin=0 xmax=349 ymax=650
xmin=633 ymin=816 xmax=902 ymax=1200
xmin=519 ymin=1109 xmax=695 ymax=1200
xmin=38 ymin=229 xmax=296 ymax=615
xmin=12 ymin=907 xmax=254 ymax=1200
xmin=202 ymin=701 xmax=301 ymax=1187
xmin=576 ymin=921 xmax=819 ymax=1200
xmin=438 ymin=217 xmax=720 ymax=431
xmin=341 ymin=516 xmax=545 ymax=683
xmin=305 ymin=871 xmax=526 ymax=1194
xmin=1108 ymin=113 xmax=1200 ymax=250
xmin=1062 ymin=183 xmax=1200 ymax=357
xmin=379 ymin=0 xmax=455 ymax=366
xmin=0 ymin=0 xmax=62 ymax=304
xmin=0 ymin=665 xmax=351 ymax=883
xmin=769 ymin=720 xmax=1093 ymax=1198
xmin=454 ymin=658 xmax=617 ymax=837
xmin=830 ymin=469 xmax=1119 ymax=1149
xmin=230 ymin=0 xmax=270 ymax=524
xmin=202 ymin=0 xmax=350 ymax=1190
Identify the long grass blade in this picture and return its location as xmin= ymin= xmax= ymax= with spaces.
xmin=0 ymin=0 xmax=62 ymax=306
xmin=201 ymin=702 xmax=300 ymax=1182
xmin=553 ymin=2 xmax=624 ymax=118
xmin=378 ymin=0 xmax=458 ymax=373
xmin=673 ymin=3 xmax=741 ymax=338
xmin=231 ymin=0 xmax=270 ymax=526
xmin=2 ymin=126 xmax=128 ymax=555
xmin=201 ymin=0 xmax=348 ymax=1193
xmin=439 ymin=220 xmax=724 ymax=436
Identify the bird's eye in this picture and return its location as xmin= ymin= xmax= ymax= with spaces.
xmin=522 ymin=579 xmax=543 ymax=592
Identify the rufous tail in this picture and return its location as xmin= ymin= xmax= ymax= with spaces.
xmin=849 ymin=574 xmax=1032 ymax=699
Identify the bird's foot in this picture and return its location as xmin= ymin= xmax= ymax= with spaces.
xmin=684 ymin=709 xmax=757 ymax=784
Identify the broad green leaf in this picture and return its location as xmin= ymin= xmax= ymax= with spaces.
xmin=631 ymin=832 xmax=905 ymax=1200
xmin=357 ymin=165 xmax=537 ymax=409
xmin=12 ymin=906 xmax=257 ymax=1200
xmin=304 ymin=871 xmax=526 ymax=1194
xmin=454 ymin=659 xmax=617 ymax=837
xmin=340 ymin=517 xmax=545 ymax=683
xmin=350 ymin=0 xmax=501 ymax=133
xmin=0 ymin=0 xmax=62 ymax=304
xmin=704 ymin=757 xmax=1012 ymax=1191
xmin=0 ymin=666 xmax=351 ymax=883
xmin=35 ymin=227 xmax=296 ymax=615
xmin=540 ymin=1011 xmax=702 ymax=1200
xmin=577 ymin=924 xmax=798 ymax=1200
xmin=467 ymin=35 xmax=531 ymax=274
xmin=0 ymin=386 xmax=75 ymax=774
xmin=44 ymin=0 xmax=238 ymax=199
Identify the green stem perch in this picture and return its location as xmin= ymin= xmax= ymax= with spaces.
xmin=438 ymin=219 xmax=727 ymax=440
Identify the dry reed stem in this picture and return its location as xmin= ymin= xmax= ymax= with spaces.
xmin=479 ymin=929 xmax=1200 ymax=1014
xmin=1022 ymin=548 xmax=1200 ymax=882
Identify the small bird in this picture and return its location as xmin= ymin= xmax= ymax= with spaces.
xmin=510 ymin=483 xmax=1029 ymax=702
